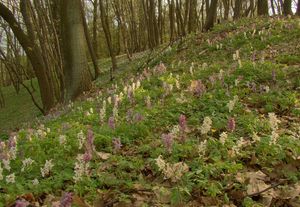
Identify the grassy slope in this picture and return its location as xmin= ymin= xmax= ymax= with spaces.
xmin=0 ymin=17 xmax=300 ymax=206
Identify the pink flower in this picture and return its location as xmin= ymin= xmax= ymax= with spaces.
xmin=15 ymin=200 xmax=30 ymax=207
xmin=162 ymin=133 xmax=173 ymax=153
xmin=227 ymin=117 xmax=236 ymax=132
xmin=60 ymin=192 xmax=73 ymax=207
xmin=179 ymin=115 xmax=187 ymax=132
xmin=108 ymin=116 xmax=115 ymax=130
xmin=112 ymin=138 xmax=122 ymax=152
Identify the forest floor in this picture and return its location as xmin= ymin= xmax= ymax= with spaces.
xmin=0 ymin=17 xmax=300 ymax=207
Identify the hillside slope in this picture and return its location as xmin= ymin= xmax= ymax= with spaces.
xmin=0 ymin=17 xmax=300 ymax=207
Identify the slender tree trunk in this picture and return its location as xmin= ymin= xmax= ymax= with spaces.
xmin=283 ymin=0 xmax=292 ymax=15
xmin=99 ymin=0 xmax=118 ymax=75
xmin=204 ymin=0 xmax=218 ymax=31
xmin=81 ymin=0 xmax=100 ymax=80
xmin=257 ymin=0 xmax=269 ymax=16
xmin=233 ymin=0 xmax=242 ymax=19
xmin=297 ymin=0 xmax=300 ymax=15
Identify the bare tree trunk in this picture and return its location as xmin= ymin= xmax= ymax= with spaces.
xmin=233 ymin=0 xmax=242 ymax=19
xmin=257 ymin=0 xmax=269 ymax=16
xmin=283 ymin=0 xmax=292 ymax=15
xmin=204 ymin=0 xmax=218 ymax=31
xmin=99 ymin=0 xmax=118 ymax=77
xmin=297 ymin=0 xmax=300 ymax=15
xmin=61 ymin=0 xmax=92 ymax=101
xmin=81 ymin=0 xmax=100 ymax=80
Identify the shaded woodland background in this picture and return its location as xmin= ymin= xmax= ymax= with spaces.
xmin=0 ymin=0 xmax=299 ymax=114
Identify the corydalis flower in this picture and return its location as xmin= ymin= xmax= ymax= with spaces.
xmin=21 ymin=158 xmax=34 ymax=172
xmin=73 ymin=154 xmax=90 ymax=182
xmin=155 ymin=155 xmax=189 ymax=182
xmin=15 ymin=199 xmax=29 ymax=207
xmin=190 ymin=80 xmax=206 ymax=96
xmin=59 ymin=135 xmax=67 ymax=145
xmin=134 ymin=113 xmax=144 ymax=123
xmin=108 ymin=116 xmax=115 ymax=130
xmin=219 ymin=132 xmax=228 ymax=145
xmin=227 ymin=117 xmax=236 ymax=132
xmin=198 ymin=140 xmax=207 ymax=157
xmin=41 ymin=159 xmax=54 ymax=177
xmin=227 ymin=95 xmax=239 ymax=113
xmin=77 ymin=130 xmax=85 ymax=149
xmin=179 ymin=115 xmax=187 ymax=133
xmin=6 ymin=173 xmax=15 ymax=183
xmin=268 ymin=112 xmax=280 ymax=131
xmin=60 ymin=192 xmax=73 ymax=207
xmin=112 ymin=138 xmax=122 ymax=152
xmin=201 ymin=117 xmax=212 ymax=135
xmin=162 ymin=133 xmax=173 ymax=153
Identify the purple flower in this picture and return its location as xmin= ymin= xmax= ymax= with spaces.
xmin=108 ymin=116 xmax=115 ymax=130
xmin=209 ymin=75 xmax=216 ymax=86
xmin=83 ymin=152 xmax=92 ymax=162
xmin=227 ymin=117 xmax=236 ymax=132
xmin=15 ymin=200 xmax=29 ymax=207
xmin=86 ymin=129 xmax=94 ymax=150
xmin=126 ymin=109 xmax=133 ymax=123
xmin=8 ymin=135 xmax=16 ymax=149
xmin=60 ymin=192 xmax=73 ymax=207
xmin=134 ymin=113 xmax=144 ymax=123
xmin=179 ymin=115 xmax=187 ymax=132
xmin=162 ymin=133 xmax=173 ymax=153
xmin=112 ymin=138 xmax=122 ymax=152
xmin=191 ymin=80 xmax=206 ymax=96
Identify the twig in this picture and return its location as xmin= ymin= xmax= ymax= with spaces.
xmin=245 ymin=181 xmax=285 ymax=198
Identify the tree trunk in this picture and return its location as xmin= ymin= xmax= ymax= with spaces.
xmin=204 ymin=0 xmax=218 ymax=31
xmin=81 ymin=0 xmax=100 ymax=80
xmin=99 ymin=0 xmax=118 ymax=75
xmin=61 ymin=0 xmax=91 ymax=101
xmin=297 ymin=0 xmax=300 ymax=15
xmin=233 ymin=0 xmax=242 ymax=19
xmin=0 ymin=2 xmax=56 ymax=113
xmin=257 ymin=0 xmax=269 ymax=16
xmin=283 ymin=0 xmax=292 ymax=15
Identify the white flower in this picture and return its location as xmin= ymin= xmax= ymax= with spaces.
xmin=3 ymin=159 xmax=11 ymax=171
xmin=219 ymin=132 xmax=228 ymax=145
xmin=155 ymin=155 xmax=166 ymax=171
xmin=59 ymin=135 xmax=67 ymax=145
xmin=77 ymin=130 xmax=85 ymax=149
xmin=268 ymin=113 xmax=280 ymax=131
xmin=113 ymin=106 xmax=118 ymax=120
xmin=227 ymin=95 xmax=239 ymax=113
xmin=6 ymin=173 xmax=15 ymax=183
xmin=41 ymin=160 xmax=54 ymax=177
xmin=21 ymin=158 xmax=34 ymax=172
xmin=198 ymin=140 xmax=207 ymax=157
xmin=107 ymin=96 xmax=112 ymax=105
xmin=270 ymin=131 xmax=279 ymax=145
xmin=73 ymin=154 xmax=90 ymax=182
xmin=201 ymin=117 xmax=212 ymax=135
xmin=32 ymin=178 xmax=39 ymax=185
xmin=252 ymin=132 xmax=260 ymax=142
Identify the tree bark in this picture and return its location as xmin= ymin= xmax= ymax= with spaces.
xmin=99 ymin=0 xmax=118 ymax=75
xmin=297 ymin=0 xmax=300 ymax=15
xmin=61 ymin=0 xmax=92 ymax=101
xmin=283 ymin=0 xmax=292 ymax=15
xmin=257 ymin=0 xmax=269 ymax=16
xmin=204 ymin=0 xmax=218 ymax=31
